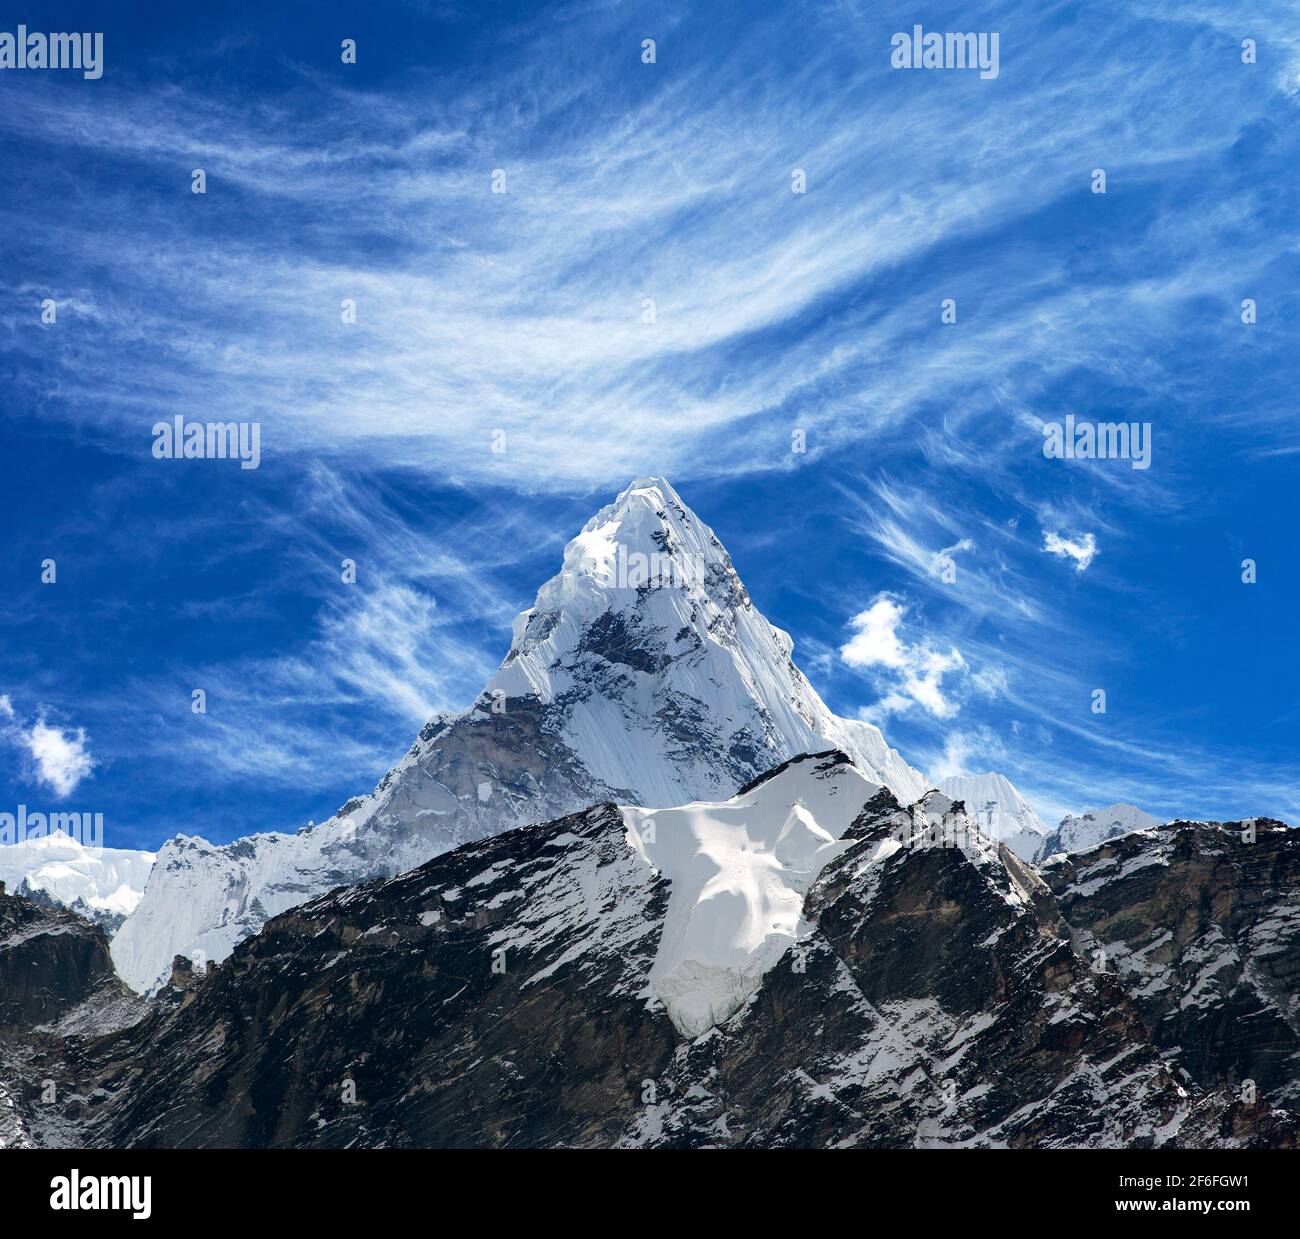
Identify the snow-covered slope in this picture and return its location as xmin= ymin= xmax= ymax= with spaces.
xmin=622 ymin=751 xmax=878 ymax=1036
xmin=1035 ymin=803 xmax=1161 ymax=861
xmin=936 ymin=772 xmax=1050 ymax=862
xmin=0 ymin=831 xmax=155 ymax=930
xmin=113 ymin=477 xmax=929 ymax=993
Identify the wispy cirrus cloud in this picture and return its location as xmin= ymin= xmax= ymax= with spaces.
xmin=3 ymin=0 xmax=1295 ymax=495
xmin=114 ymin=468 xmax=528 ymax=789
xmin=2 ymin=0 xmax=1298 ymax=848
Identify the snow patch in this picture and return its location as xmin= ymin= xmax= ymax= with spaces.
xmin=621 ymin=753 xmax=880 ymax=1037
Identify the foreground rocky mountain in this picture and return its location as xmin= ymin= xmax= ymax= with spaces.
xmin=0 ymin=881 xmax=145 ymax=1148
xmin=111 ymin=477 xmax=938 ymax=992
xmin=15 ymin=753 xmax=1292 ymax=1149
xmin=1042 ymin=817 xmax=1300 ymax=1109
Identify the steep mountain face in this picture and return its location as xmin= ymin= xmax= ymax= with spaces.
xmin=0 ymin=883 xmax=146 ymax=1149
xmin=80 ymin=800 xmax=676 ymax=1149
xmin=1036 ymin=803 xmax=1160 ymax=861
xmin=0 ymin=882 xmax=121 ymax=1028
xmin=40 ymin=755 xmax=1292 ymax=1150
xmin=1043 ymin=818 xmax=1300 ymax=1109
xmin=0 ymin=831 xmax=154 ymax=934
xmin=936 ymin=772 xmax=1050 ymax=861
xmin=112 ymin=477 xmax=928 ymax=994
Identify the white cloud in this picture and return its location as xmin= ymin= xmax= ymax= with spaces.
xmin=929 ymin=537 xmax=975 ymax=584
xmin=22 ymin=720 xmax=95 ymax=797
xmin=841 ymin=593 xmax=967 ymax=720
xmin=1042 ymin=530 xmax=1098 ymax=572
xmin=0 ymin=697 xmax=96 ymax=797
xmin=931 ymin=730 xmax=988 ymax=782
xmin=902 ymin=647 xmax=967 ymax=719
xmin=839 ymin=596 xmax=908 ymax=670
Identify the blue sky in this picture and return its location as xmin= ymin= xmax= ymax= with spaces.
xmin=2 ymin=0 xmax=1298 ymax=851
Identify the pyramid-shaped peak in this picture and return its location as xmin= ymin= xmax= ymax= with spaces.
xmin=484 ymin=477 xmax=927 ymax=808
xmin=110 ymin=474 xmax=930 ymax=991
xmin=612 ymin=476 xmax=687 ymax=508
xmin=547 ymin=477 xmax=732 ymax=611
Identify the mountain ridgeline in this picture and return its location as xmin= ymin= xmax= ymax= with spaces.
xmin=5 ymin=753 xmax=1296 ymax=1149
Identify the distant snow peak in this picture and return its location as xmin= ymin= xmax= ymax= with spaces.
xmin=0 ymin=829 xmax=155 ymax=927
xmin=1037 ymin=802 xmax=1161 ymax=861
xmin=936 ymin=771 xmax=1050 ymax=862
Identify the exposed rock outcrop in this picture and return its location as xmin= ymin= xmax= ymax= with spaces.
xmin=1043 ymin=818 xmax=1300 ymax=1108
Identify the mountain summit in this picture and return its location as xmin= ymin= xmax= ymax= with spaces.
xmin=1036 ymin=802 xmax=1161 ymax=860
xmin=936 ymin=772 xmax=1050 ymax=860
xmin=111 ymin=478 xmax=928 ymax=992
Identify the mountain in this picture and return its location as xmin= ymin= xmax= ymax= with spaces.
xmin=0 ymin=831 xmax=155 ymax=934
xmin=0 ymin=881 xmax=121 ymax=1029
xmin=936 ymin=772 xmax=1050 ymax=861
xmin=1041 ymin=817 xmax=1300 ymax=1109
xmin=30 ymin=752 xmax=1292 ymax=1149
xmin=0 ymin=880 xmax=144 ymax=1149
xmin=111 ymin=477 xmax=929 ymax=993
xmin=1036 ymin=803 xmax=1161 ymax=860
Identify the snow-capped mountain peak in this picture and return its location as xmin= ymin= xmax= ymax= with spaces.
xmin=936 ymin=771 xmax=1050 ymax=862
xmin=0 ymin=831 xmax=155 ymax=932
xmin=497 ymin=477 xmax=725 ymax=657
xmin=1036 ymin=802 xmax=1162 ymax=861
xmin=111 ymin=477 xmax=928 ymax=993
xmin=481 ymin=475 xmax=926 ymax=809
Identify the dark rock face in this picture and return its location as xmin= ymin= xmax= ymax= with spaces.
xmin=620 ymin=791 xmax=1285 ymax=1149
xmin=0 ymin=887 xmax=147 ymax=1148
xmin=20 ymin=780 xmax=1289 ymax=1149
xmin=1043 ymin=819 xmax=1300 ymax=1108
xmin=0 ymin=886 xmax=119 ymax=1028
xmin=79 ymin=805 xmax=677 ymax=1149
